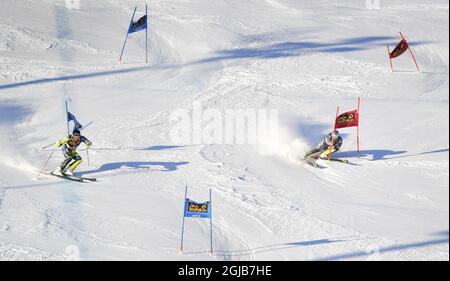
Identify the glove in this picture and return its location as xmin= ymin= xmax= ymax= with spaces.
xmin=84 ymin=141 xmax=92 ymax=149
xmin=55 ymin=140 xmax=63 ymax=148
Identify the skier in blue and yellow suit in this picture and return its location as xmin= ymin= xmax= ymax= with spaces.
xmin=54 ymin=129 xmax=92 ymax=176
xmin=305 ymin=130 xmax=343 ymax=159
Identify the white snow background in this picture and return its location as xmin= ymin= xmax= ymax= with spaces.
xmin=0 ymin=0 xmax=448 ymax=260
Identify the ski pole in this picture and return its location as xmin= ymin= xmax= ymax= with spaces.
xmin=80 ymin=121 xmax=94 ymax=131
xmin=328 ymin=145 xmax=333 ymax=161
xmin=41 ymin=142 xmax=55 ymax=150
xmin=37 ymin=151 xmax=54 ymax=179
xmin=86 ymin=148 xmax=90 ymax=167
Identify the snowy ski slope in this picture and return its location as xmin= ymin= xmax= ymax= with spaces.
xmin=0 ymin=0 xmax=448 ymax=260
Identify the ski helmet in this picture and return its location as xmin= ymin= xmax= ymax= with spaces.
xmin=72 ymin=129 xmax=81 ymax=136
xmin=331 ymin=130 xmax=340 ymax=139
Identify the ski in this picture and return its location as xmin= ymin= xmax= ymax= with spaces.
xmin=321 ymin=157 xmax=349 ymax=164
xmin=41 ymin=171 xmax=95 ymax=183
xmin=49 ymin=172 xmax=84 ymax=182
xmin=318 ymin=157 xmax=360 ymax=166
xmin=307 ymin=161 xmax=320 ymax=168
xmin=79 ymin=176 xmax=97 ymax=182
xmin=303 ymin=157 xmax=321 ymax=168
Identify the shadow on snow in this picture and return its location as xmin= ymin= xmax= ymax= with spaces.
xmin=80 ymin=161 xmax=190 ymax=176
xmin=0 ymin=35 xmax=432 ymax=91
xmin=315 ymin=231 xmax=449 ymax=261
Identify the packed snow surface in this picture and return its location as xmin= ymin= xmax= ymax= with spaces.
xmin=0 ymin=0 xmax=448 ymax=260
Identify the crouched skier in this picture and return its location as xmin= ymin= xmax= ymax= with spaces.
xmin=305 ymin=130 xmax=343 ymax=160
xmin=54 ymin=129 xmax=92 ymax=176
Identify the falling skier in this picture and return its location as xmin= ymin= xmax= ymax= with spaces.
xmin=53 ymin=129 xmax=92 ymax=176
xmin=304 ymin=130 xmax=346 ymax=163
